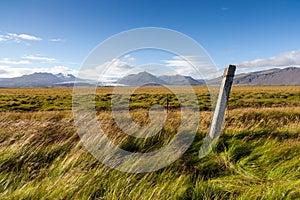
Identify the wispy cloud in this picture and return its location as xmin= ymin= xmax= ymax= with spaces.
xmin=237 ymin=50 xmax=300 ymax=68
xmin=22 ymin=55 xmax=56 ymax=62
xmin=0 ymin=65 xmax=78 ymax=78
xmin=17 ymin=34 xmax=42 ymax=41
xmin=221 ymin=7 xmax=229 ymax=11
xmin=0 ymin=55 xmax=56 ymax=65
xmin=79 ymin=58 xmax=137 ymax=81
xmin=49 ymin=38 xmax=65 ymax=42
xmin=0 ymin=58 xmax=31 ymax=65
xmin=123 ymin=54 xmax=135 ymax=63
xmin=162 ymin=56 xmax=220 ymax=79
xmin=0 ymin=32 xmax=42 ymax=43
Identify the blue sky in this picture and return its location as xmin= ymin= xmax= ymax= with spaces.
xmin=1 ymin=0 xmax=300 ymax=78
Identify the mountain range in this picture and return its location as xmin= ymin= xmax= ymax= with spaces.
xmin=207 ymin=67 xmax=300 ymax=85
xmin=0 ymin=67 xmax=299 ymax=87
xmin=0 ymin=72 xmax=78 ymax=87
xmin=118 ymin=67 xmax=300 ymax=86
xmin=117 ymin=72 xmax=205 ymax=86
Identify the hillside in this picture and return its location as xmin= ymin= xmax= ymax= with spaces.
xmin=117 ymin=71 xmax=168 ymax=86
xmin=0 ymin=72 xmax=77 ymax=87
xmin=118 ymin=67 xmax=300 ymax=86
xmin=158 ymin=74 xmax=204 ymax=86
xmin=208 ymin=67 xmax=300 ymax=85
xmin=117 ymin=72 xmax=204 ymax=86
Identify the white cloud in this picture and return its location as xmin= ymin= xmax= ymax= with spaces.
xmin=79 ymin=58 xmax=137 ymax=81
xmin=17 ymin=34 xmax=42 ymax=41
xmin=0 ymin=36 xmax=5 ymax=42
xmin=163 ymin=56 xmax=196 ymax=68
xmin=0 ymin=65 xmax=78 ymax=78
xmin=47 ymin=66 xmax=78 ymax=75
xmin=0 ymin=32 xmax=42 ymax=43
xmin=49 ymin=38 xmax=65 ymax=42
xmin=79 ymin=55 xmax=220 ymax=82
xmin=237 ymin=50 xmax=300 ymax=68
xmin=0 ymin=58 xmax=31 ymax=65
xmin=22 ymin=55 xmax=56 ymax=62
xmin=123 ymin=54 xmax=135 ymax=63
xmin=79 ymin=55 xmax=221 ymax=81
xmin=162 ymin=56 xmax=219 ymax=79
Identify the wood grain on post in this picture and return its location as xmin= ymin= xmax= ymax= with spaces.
xmin=166 ymin=94 xmax=168 ymax=112
xmin=209 ymin=65 xmax=236 ymax=139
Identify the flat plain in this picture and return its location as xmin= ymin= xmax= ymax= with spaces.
xmin=0 ymin=86 xmax=299 ymax=199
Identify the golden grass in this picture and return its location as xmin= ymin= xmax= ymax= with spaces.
xmin=0 ymin=86 xmax=299 ymax=199
xmin=0 ymin=106 xmax=299 ymax=199
xmin=0 ymin=85 xmax=299 ymax=95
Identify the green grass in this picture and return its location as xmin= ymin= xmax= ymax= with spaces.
xmin=0 ymin=106 xmax=299 ymax=199
xmin=0 ymin=86 xmax=299 ymax=199
xmin=0 ymin=86 xmax=300 ymax=111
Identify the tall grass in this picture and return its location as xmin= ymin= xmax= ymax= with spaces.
xmin=0 ymin=107 xmax=299 ymax=199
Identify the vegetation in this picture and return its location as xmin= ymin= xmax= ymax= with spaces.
xmin=0 ymin=86 xmax=300 ymax=111
xmin=0 ymin=86 xmax=299 ymax=199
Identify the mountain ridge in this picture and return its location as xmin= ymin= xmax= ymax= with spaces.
xmin=208 ymin=66 xmax=300 ymax=85
xmin=0 ymin=66 xmax=299 ymax=87
xmin=117 ymin=71 xmax=169 ymax=86
xmin=0 ymin=72 xmax=78 ymax=87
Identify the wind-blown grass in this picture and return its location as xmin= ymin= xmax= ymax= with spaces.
xmin=0 ymin=107 xmax=299 ymax=199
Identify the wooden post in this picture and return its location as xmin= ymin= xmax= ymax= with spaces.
xmin=166 ymin=94 xmax=169 ymax=112
xmin=209 ymin=65 xmax=236 ymax=139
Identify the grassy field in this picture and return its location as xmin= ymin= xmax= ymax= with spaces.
xmin=0 ymin=86 xmax=300 ymax=111
xmin=0 ymin=86 xmax=299 ymax=199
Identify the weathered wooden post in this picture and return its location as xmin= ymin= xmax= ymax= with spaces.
xmin=209 ymin=65 xmax=236 ymax=139
xmin=166 ymin=94 xmax=169 ymax=112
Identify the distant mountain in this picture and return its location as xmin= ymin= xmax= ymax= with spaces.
xmin=0 ymin=66 xmax=299 ymax=88
xmin=159 ymin=75 xmax=205 ymax=86
xmin=117 ymin=71 xmax=168 ymax=86
xmin=0 ymin=72 xmax=79 ymax=87
xmin=119 ymin=67 xmax=300 ymax=86
xmin=117 ymin=72 xmax=205 ymax=86
xmin=208 ymin=67 xmax=300 ymax=85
